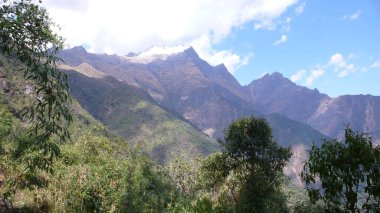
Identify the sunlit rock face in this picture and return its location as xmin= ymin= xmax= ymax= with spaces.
xmin=59 ymin=46 xmax=380 ymax=172
xmin=247 ymin=73 xmax=380 ymax=142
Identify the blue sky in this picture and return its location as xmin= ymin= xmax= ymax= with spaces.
xmin=227 ymin=0 xmax=380 ymax=97
xmin=43 ymin=0 xmax=380 ymax=97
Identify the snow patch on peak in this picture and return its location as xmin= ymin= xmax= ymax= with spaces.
xmin=123 ymin=45 xmax=191 ymax=64
xmin=139 ymin=45 xmax=190 ymax=57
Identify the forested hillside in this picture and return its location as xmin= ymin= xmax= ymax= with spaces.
xmin=66 ymin=70 xmax=219 ymax=164
xmin=1 ymin=1 xmax=379 ymax=212
xmin=0 ymin=55 xmax=310 ymax=212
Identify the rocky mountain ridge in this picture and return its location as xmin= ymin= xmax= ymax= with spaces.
xmin=58 ymin=46 xmax=338 ymax=185
xmin=65 ymin=70 xmax=220 ymax=164
xmin=59 ymin=46 xmax=379 ymax=144
xmin=247 ymin=72 xmax=380 ymax=144
xmin=59 ymin=46 xmax=254 ymax=139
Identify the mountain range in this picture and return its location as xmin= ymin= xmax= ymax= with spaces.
xmin=247 ymin=72 xmax=380 ymax=143
xmin=56 ymin=46 xmax=380 ymax=181
xmin=59 ymin=46 xmax=380 ymax=143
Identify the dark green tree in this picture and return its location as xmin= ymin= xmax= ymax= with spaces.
xmin=202 ymin=117 xmax=292 ymax=212
xmin=301 ymin=128 xmax=380 ymax=212
xmin=0 ymin=0 xmax=71 ymax=194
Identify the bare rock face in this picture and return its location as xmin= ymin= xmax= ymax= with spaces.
xmin=59 ymin=46 xmax=380 ymax=144
xmin=308 ymin=95 xmax=380 ymax=143
xmin=66 ymin=70 xmax=220 ymax=164
xmin=58 ymin=46 xmax=258 ymax=140
xmin=247 ymin=72 xmax=329 ymax=123
xmin=247 ymin=73 xmax=380 ymax=143
xmin=59 ymin=46 xmax=348 ymax=184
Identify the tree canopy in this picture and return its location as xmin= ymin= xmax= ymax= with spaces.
xmin=1 ymin=0 xmax=71 ymax=168
xmin=301 ymin=127 xmax=380 ymax=212
xmin=0 ymin=0 xmax=72 ymax=199
xmin=202 ymin=116 xmax=292 ymax=212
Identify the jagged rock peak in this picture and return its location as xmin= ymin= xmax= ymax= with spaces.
xmin=263 ymin=72 xmax=285 ymax=80
xmin=184 ymin=46 xmax=199 ymax=59
xmin=68 ymin=46 xmax=87 ymax=54
xmin=249 ymin=72 xmax=292 ymax=87
xmin=214 ymin=63 xmax=227 ymax=70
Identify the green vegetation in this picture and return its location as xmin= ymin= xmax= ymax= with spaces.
xmin=1 ymin=1 xmax=379 ymax=212
xmin=0 ymin=0 xmax=71 ymax=147
xmin=67 ymin=70 xmax=219 ymax=164
xmin=208 ymin=117 xmax=292 ymax=212
xmin=1 ymin=53 xmax=178 ymax=212
xmin=1 ymin=0 xmax=71 ymax=203
xmin=301 ymin=127 xmax=380 ymax=212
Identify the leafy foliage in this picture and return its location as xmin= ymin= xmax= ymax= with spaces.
xmin=0 ymin=0 xmax=72 ymax=177
xmin=200 ymin=116 xmax=292 ymax=212
xmin=1 ymin=98 xmax=180 ymax=212
xmin=0 ymin=101 xmax=12 ymax=155
xmin=1 ymin=2 xmax=367 ymax=212
xmin=301 ymin=127 xmax=380 ymax=212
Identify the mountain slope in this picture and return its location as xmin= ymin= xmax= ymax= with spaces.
xmin=247 ymin=72 xmax=380 ymax=143
xmin=247 ymin=72 xmax=329 ymax=123
xmin=59 ymin=46 xmax=256 ymax=139
xmin=66 ymin=70 xmax=220 ymax=164
xmin=266 ymin=113 xmax=326 ymax=148
xmin=58 ymin=48 xmax=332 ymax=185
xmin=59 ymin=46 xmax=329 ymax=146
xmin=308 ymin=95 xmax=380 ymax=143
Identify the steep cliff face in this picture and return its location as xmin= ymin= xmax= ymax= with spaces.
xmin=59 ymin=46 xmax=380 ymax=145
xmin=59 ymin=47 xmax=328 ymax=147
xmin=65 ymin=70 xmax=220 ymax=164
xmin=247 ymin=73 xmax=380 ymax=143
xmin=247 ymin=72 xmax=329 ymax=123
xmin=308 ymin=95 xmax=380 ymax=143
xmin=59 ymin=46 xmax=257 ymax=139
xmin=59 ymin=47 xmax=332 ymax=183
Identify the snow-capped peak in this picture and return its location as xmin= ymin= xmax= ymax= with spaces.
xmin=123 ymin=45 xmax=190 ymax=64
xmin=138 ymin=45 xmax=190 ymax=57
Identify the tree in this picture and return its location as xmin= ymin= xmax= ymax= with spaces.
xmin=301 ymin=128 xmax=380 ymax=212
xmin=0 ymin=0 xmax=71 ymax=194
xmin=202 ymin=117 xmax=292 ymax=212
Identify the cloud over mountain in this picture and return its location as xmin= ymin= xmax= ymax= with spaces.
xmin=43 ymin=0 xmax=298 ymax=73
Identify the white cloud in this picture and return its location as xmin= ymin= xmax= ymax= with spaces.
xmin=190 ymin=35 xmax=252 ymax=73
xmin=291 ymin=69 xmax=306 ymax=82
xmin=42 ymin=0 xmax=298 ymax=55
xmin=329 ymin=53 xmax=345 ymax=67
xmin=296 ymin=53 xmax=376 ymax=87
xmin=343 ymin=10 xmax=361 ymax=20
xmin=329 ymin=53 xmax=357 ymax=77
xmin=278 ymin=17 xmax=293 ymax=33
xmin=42 ymin=0 xmax=297 ymax=74
xmin=273 ymin=35 xmax=288 ymax=45
xmin=370 ymin=60 xmax=380 ymax=69
xmin=294 ymin=2 xmax=305 ymax=15
xmin=306 ymin=69 xmax=325 ymax=86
